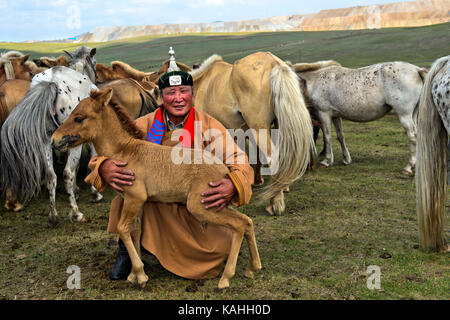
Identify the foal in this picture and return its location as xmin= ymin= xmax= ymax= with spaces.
xmin=51 ymin=88 xmax=262 ymax=288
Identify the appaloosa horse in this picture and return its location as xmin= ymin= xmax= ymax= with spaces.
xmin=293 ymin=60 xmax=427 ymax=175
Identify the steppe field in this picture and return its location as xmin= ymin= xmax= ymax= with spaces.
xmin=0 ymin=22 xmax=449 ymax=300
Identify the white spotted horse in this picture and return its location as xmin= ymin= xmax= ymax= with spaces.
xmin=0 ymin=61 xmax=98 ymax=225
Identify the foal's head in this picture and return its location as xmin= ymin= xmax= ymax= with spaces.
xmin=51 ymin=88 xmax=114 ymax=151
xmin=51 ymin=88 xmax=145 ymax=151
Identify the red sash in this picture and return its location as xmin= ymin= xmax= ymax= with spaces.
xmin=146 ymin=107 xmax=195 ymax=148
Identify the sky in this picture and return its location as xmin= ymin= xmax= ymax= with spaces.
xmin=0 ymin=0 xmax=414 ymax=42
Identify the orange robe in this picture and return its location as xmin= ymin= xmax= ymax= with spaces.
xmin=85 ymin=108 xmax=254 ymax=279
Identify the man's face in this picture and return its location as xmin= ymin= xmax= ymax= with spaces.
xmin=161 ymin=85 xmax=193 ymax=118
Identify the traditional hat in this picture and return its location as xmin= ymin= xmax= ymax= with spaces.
xmin=158 ymin=47 xmax=193 ymax=90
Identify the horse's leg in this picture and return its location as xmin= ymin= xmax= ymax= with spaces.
xmin=117 ymin=196 xmax=148 ymax=287
xmin=398 ymin=113 xmax=417 ymax=175
xmin=318 ymin=111 xmax=334 ymax=167
xmin=64 ymin=146 xmax=84 ymax=222
xmin=45 ymin=144 xmax=59 ymax=226
xmin=187 ymin=190 xmax=261 ymax=289
xmin=87 ymin=142 xmax=104 ymax=202
xmin=332 ymin=117 xmax=352 ymax=165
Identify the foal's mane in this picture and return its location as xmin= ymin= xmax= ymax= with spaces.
xmin=90 ymin=90 xmax=146 ymax=140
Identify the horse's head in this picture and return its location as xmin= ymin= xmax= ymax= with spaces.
xmin=0 ymin=54 xmax=32 ymax=82
xmin=66 ymin=46 xmax=98 ymax=84
xmin=52 ymin=88 xmax=113 ymax=152
xmin=36 ymin=55 xmax=70 ymax=68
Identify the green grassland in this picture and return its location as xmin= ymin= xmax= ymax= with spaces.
xmin=0 ymin=23 xmax=449 ymax=300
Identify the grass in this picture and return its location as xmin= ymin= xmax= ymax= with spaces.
xmin=0 ymin=112 xmax=448 ymax=300
xmin=0 ymin=23 xmax=449 ymax=300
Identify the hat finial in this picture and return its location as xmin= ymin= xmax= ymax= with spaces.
xmin=168 ymin=46 xmax=180 ymax=72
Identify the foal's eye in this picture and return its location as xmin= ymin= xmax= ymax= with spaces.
xmin=74 ymin=117 xmax=84 ymax=123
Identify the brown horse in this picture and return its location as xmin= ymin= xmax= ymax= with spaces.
xmin=191 ymin=52 xmax=314 ymax=216
xmin=96 ymin=60 xmax=191 ymax=85
xmin=0 ymin=52 xmax=32 ymax=85
xmin=97 ymin=78 xmax=158 ymax=120
xmin=33 ymin=55 xmax=70 ymax=68
xmin=51 ymin=88 xmax=262 ymax=289
xmin=0 ymin=79 xmax=30 ymax=127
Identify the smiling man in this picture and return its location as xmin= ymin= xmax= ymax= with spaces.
xmin=85 ymin=69 xmax=254 ymax=281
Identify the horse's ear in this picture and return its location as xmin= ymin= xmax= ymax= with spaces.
xmin=63 ymin=50 xmax=73 ymax=59
xmin=41 ymin=58 xmax=52 ymax=67
xmin=20 ymin=54 xmax=30 ymax=64
xmin=90 ymin=48 xmax=97 ymax=57
xmin=96 ymin=88 xmax=113 ymax=108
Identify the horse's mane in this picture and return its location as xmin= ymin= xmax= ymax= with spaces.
xmin=90 ymin=90 xmax=145 ymax=140
xmin=111 ymin=61 xmax=151 ymax=79
xmin=292 ymin=60 xmax=341 ymax=73
xmin=0 ymin=51 xmax=25 ymax=59
xmin=190 ymin=54 xmax=223 ymax=78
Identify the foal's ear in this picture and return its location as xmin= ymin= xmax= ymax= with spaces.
xmin=96 ymin=88 xmax=114 ymax=108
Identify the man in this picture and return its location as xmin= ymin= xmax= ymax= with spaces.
xmin=85 ymin=69 xmax=254 ymax=280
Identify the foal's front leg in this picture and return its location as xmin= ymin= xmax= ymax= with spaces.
xmin=117 ymin=195 xmax=148 ymax=287
xmin=64 ymin=146 xmax=84 ymax=222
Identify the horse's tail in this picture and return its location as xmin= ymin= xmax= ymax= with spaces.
xmin=413 ymin=67 xmax=430 ymax=123
xmin=0 ymin=93 xmax=9 ymax=128
xmin=415 ymin=56 xmax=449 ymax=252
xmin=259 ymin=56 xmax=315 ymax=204
xmin=0 ymin=81 xmax=58 ymax=204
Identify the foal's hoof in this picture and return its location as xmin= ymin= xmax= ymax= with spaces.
xmin=218 ymin=278 xmax=230 ymax=290
xmin=47 ymin=217 xmax=58 ymax=228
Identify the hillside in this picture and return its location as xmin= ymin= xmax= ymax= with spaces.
xmin=1 ymin=22 xmax=449 ymax=72
xmin=76 ymin=0 xmax=450 ymax=43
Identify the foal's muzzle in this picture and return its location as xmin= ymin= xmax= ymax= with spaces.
xmin=52 ymin=134 xmax=81 ymax=151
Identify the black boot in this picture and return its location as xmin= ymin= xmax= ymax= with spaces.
xmin=108 ymin=239 xmax=132 ymax=280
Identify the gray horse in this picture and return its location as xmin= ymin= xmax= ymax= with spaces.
xmin=293 ymin=60 xmax=427 ymax=174
xmin=0 ymin=46 xmax=98 ymax=225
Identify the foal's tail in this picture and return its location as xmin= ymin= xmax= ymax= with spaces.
xmin=415 ymin=56 xmax=449 ymax=252
xmin=0 ymin=81 xmax=58 ymax=204
xmin=259 ymin=54 xmax=315 ymax=204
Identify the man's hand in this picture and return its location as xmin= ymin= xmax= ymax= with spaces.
xmin=99 ymin=159 xmax=134 ymax=192
xmin=201 ymin=178 xmax=236 ymax=212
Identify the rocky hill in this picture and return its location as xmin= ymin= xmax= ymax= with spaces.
xmin=77 ymin=0 xmax=450 ymax=42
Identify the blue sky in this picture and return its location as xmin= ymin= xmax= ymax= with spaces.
xmin=0 ymin=0 xmax=412 ymax=42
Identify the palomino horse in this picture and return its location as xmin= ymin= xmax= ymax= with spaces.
xmin=0 ymin=67 xmax=98 ymax=224
xmin=415 ymin=55 xmax=450 ymax=253
xmin=293 ymin=60 xmax=427 ymax=175
xmin=51 ymin=88 xmax=261 ymax=289
xmin=191 ymin=52 xmax=314 ymax=216
xmin=96 ymin=59 xmax=191 ymax=89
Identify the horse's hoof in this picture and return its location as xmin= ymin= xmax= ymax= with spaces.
xmin=253 ymin=178 xmax=264 ymax=186
xmin=244 ymin=269 xmax=254 ymax=279
xmin=13 ymin=205 xmax=25 ymax=212
xmin=127 ymin=273 xmax=138 ymax=285
xmin=283 ymin=186 xmax=290 ymax=193
xmin=218 ymin=278 xmax=229 ymax=290
xmin=91 ymin=197 xmax=104 ymax=204
xmin=402 ymin=169 xmax=413 ymax=176
xmin=319 ymin=160 xmax=331 ymax=168
xmin=47 ymin=218 xmax=58 ymax=228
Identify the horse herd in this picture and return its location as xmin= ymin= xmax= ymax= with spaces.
xmin=0 ymin=45 xmax=448 ymax=287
